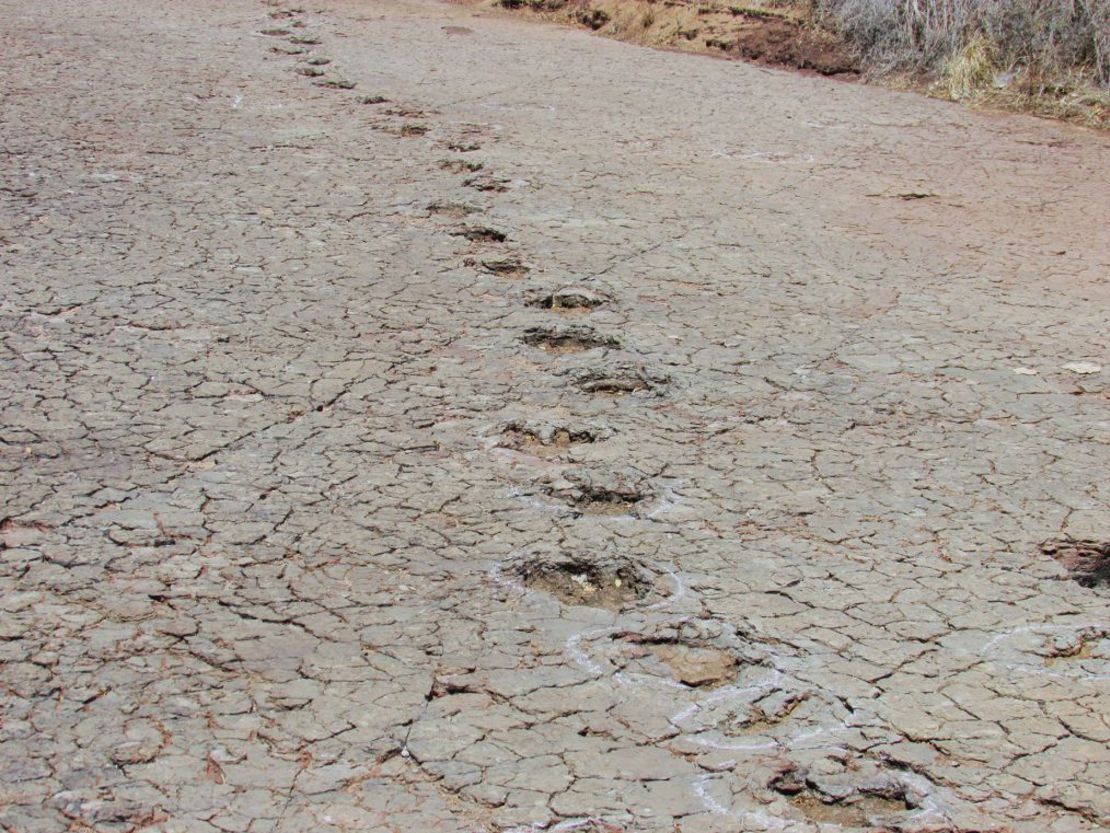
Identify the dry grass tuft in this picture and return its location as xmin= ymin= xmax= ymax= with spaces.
xmin=943 ymin=34 xmax=995 ymax=99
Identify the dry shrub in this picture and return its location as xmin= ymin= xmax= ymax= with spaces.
xmin=813 ymin=0 xmax=1109 ymax=89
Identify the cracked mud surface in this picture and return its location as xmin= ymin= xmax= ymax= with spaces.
xmin=1 ymin=0 xmax=1108 ymax=831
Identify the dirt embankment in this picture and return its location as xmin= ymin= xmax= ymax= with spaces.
xmin=492 ymin=0 xmax=857 ymax=76
xmin=479 ymin=0 xmax=1108 ymax=126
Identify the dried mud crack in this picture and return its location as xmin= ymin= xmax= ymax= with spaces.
xmin=2 ymin=0 xmax=1107 ymax=831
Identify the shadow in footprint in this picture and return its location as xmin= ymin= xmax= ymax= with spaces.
xmin=522 ymin=325 xmax=618 ymax=354
xmin=498 ymin=423 xmax=603 ymax=457
xmin=465 ymin=255 xmax=527 ymax=278
xmin=1042 ymin=538 xmax=1109 ymax=588
xmin=452 ymin=225 xmax=507 ymax=243
xmin=572 ymin=364 xmax=668 ymax=396
xmin=527 ymin=286 xmax=611 ymax=312
xmin=511 ymin=553 xmax=654 ymax=611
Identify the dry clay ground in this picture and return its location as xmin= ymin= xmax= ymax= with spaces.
xmin=1 ymin=0 xmax=1109 ymax=831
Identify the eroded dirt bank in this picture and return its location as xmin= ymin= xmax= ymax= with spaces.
xmin=474 ymin=0 xmax=1109 ymax=126
xmin=483 ymin=0 xmax=859 ymax=76
xmin=1 ymin=0 xmax=1108 ymax=831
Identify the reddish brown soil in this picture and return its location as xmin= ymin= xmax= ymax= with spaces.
xmin=705 ymin=10 xmax=855 ymax=75
xmin=487 ymin=0 xmax=857 ymax=76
